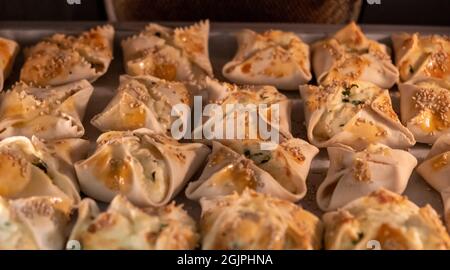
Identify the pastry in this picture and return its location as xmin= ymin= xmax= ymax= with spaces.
xmin=200 ymin=189 xmax=322 ymax=250
xmin=222 ymin=29 xmax=311 ymax=90
xmin=317 ymin=143 xmax=417 ymax=211
xmin=186 ymin=136 xmax=318 ymax=202
xmin=91 ymin=75 xmax=197 ymax=134
xmin=192 ymin=78 xmax=291 ymax=141
xmin=0 ymin=196 xmax=72 ymax=250
xmin=0 ymin=136 xmax=88 ymax=206
xmin=0 ymin=37 xmax=19 ymax=91
xmin=399 ymin=81 xmax=450 ymax=143
xmin=0 ymin=80 xmax=93 ymax=140
xmin=323 ymin=188 xmax=450 ymax=250
xmin=69 ymin=195 xmax=198 ymax=250
xmin=392 ymin=33 xmax=450 ymax=87
xmin=299 ymin=80 xmax=415 ymax=149
xmin=417 ymin=133 xmax=450 ymax=232
xmin=312 ymin=22 xmax=398 ymax=88
xmin=75 ymin=128 xmax=210 ymax=207
xmin=122 ymin=20 xmax=212 ymax=82
xmin=20 ymin=25 xmax=114 ymax=86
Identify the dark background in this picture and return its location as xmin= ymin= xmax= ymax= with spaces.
xmin=0 ymin=0 xmax=449 ymax=25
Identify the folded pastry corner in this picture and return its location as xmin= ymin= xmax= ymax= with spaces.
xmin=69 ymin=195 xmax=198 ymax=250
xmin=0 ymin=36 xmax=20 ymax=91
xmin=121 ymin=20 xmax=212 ymax=82
xmin=399 ymin=81 xmax=450 ymax=143
xmin=20 ymin=25 xmax=114 ymax=86
xmin=392 ymin=33 xmax=450 ymax=86
xmin=0 ymin=136 xmax=89 ymax=206
xmin=417 ymin=133 xmax=450 ymax=232
xmin=317 ymin=143 xmax=417 ymax=211
xmin=200 ymin=189 xmax=322 ymax=250
xmin=222 ymin=29 xmax=311 ymax=90
xmin=75 ymin=128 xmax=210 ymax=207
xmin=91 ymin=74 xmax=198 ymax=134
xmin=186 ymin=136 xmax=318 ymax=202
xmin=0 ymin=79 xmax=93 ymax=140
xmin=323 ymin=188 xmax=450 ymax=250
xmin=300 ymin=80 xmax=415 ymax=149
xmin=312 ymin=22 xmax=398 ymax=89
xmin=0 ymin=196 xmax=72 ymax=250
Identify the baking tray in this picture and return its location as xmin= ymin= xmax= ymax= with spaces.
xmin=1 ymin=21 xmax=450 ymax=222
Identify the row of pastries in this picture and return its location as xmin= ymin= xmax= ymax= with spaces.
xmin=2 ymin=187 xmax=449 ymax=250
xmin=0 ymin=20 xmax=449 ymax=250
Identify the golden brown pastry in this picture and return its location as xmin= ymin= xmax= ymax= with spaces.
xmin=323 ymin=188 xmax=450 ymax=250
xmin=392 ymin=33 xmax=450 ymax=87
xmin=0 ymin=136 xmax=88 ymax=206
xmin=317 ymin=143 xmax=417 ymax=211
xmin=75 ymin=128 xmax=210 ymax=207
xmin=200 ymin=189 xmax=322 ymax=250
xmin=300 ymin=80 xmax=415 ymax=149
xmin=20 ymin=25 xmax=114 ymax=86
xmin=312 ymin=22 xmax=398 ymax=88
xmin=0 ymin=196 xmax=72 ymax=250
xmin=69 ymin=195 xmax=198 ymax=250
xmin=222 ymin=29 xmax=311 ymax=90
xmin=91 ymin=75 xmax=197 ymax=134
xmin=0 ymin=80 xmax=93 ymax=140
xmin=186 ymin=136 xmax=318 ymax=202
xmin=192 ymin=77 xmax=292 ymax=141
xmin=417 ymin=133 xmax=450 ymax=232
xmin=399 ymin=81 xmax=450 ymax=143
xmin=122 ymin=20 xmax=212 ymax=82
xmin=0 ymin=37 xmax=19 ymax=91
